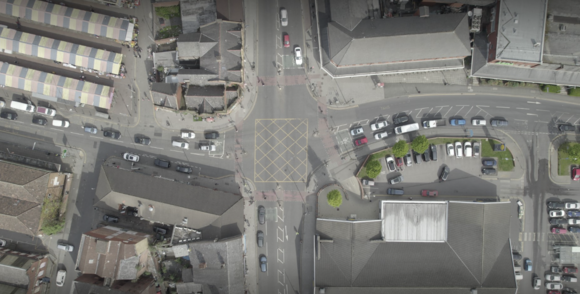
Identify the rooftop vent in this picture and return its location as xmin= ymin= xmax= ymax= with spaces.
xmin=419 ymin=6 xmax=429 ymax=18
xmin=560 ymin=24 xmax=567 ymax=32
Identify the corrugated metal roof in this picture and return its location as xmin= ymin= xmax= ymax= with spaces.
xmin=0 ymin=0 xmax=134 ymax=41
xmin=381 ymin=201 xmax=447 ymax=242
xmin=0 ymin=27 xmax=122 ymax=74
xmin=0 ymin=62 xmax=113 ymax=109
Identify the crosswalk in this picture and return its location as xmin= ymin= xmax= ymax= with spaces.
xmin=519 ymin=232 xmax=579 ymax=244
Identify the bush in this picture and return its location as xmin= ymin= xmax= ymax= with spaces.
xmin=567 ymin=143 xmax=580 ymax=157
xmin=392 ymin=140 xmax=409 ymax=158
xmin=541 ymin=84 xmax=561 ymax=93
xmin=569 ymin=88 xmax=580 ymax=97
xmin=41 ymin=219 xmax=65 ymax=235
xmin=327 ymin=190 xmax=342 ymax=208
xmin=155 ymin=6 xmax=181 ymax=19
xmin=411 ymin=135 xmax=429 ymax=154
xmin=365 ymin=160 xmax=382 ymax=178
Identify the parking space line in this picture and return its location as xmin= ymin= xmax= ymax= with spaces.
xmin=527 ymin=113 xmax=538 ymax=116
xmin=150 ymin=146 xmax=163 ymax=150
xmin=496 ymin=106 xmax=510 ymax=109
xmin=414 ymin=107 xmax=428 ymax=118
xmin=277 ymin=248 xmax=285 ymax=264
xmin=516 ymin=108 xmax=529 ymax=110
xmin=170 ymin=150 xmax=182 ymax=153
xmin=464 ymin=106 xmax=474 ymax=117
xmin=514 ymin=119 xmax=527 ymax=122
xmin=277 ymin=269 xmax=285 ymax=286
xmin=277 ymin=227 xmax=285 ymax=242
xmin=69 ymin=132 xmax=83 ymax=136
xmin=566 ymin=115 xmax=574 ymax=122
xmin=454 ymin=105 xmax=467 ymax=116
xmin=557 ymin=112 xmax=567 ymax=120
xmin=190 ymin=152 xmax=204 ymax=156
xmin=536 ymin=109 xmax=549 ymax=112
xmin=443 ymin=106 xmax=453 ymax=117
xmin=90 ymin=136 xmax=103 ymax=139
xmin=535 ymin=121 xmax=549 ymax=124
xmin=49 ymin=128 xmax=64 ymax=131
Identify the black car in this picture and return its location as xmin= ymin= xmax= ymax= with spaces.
xmin=257 ymin=231 xmax=264 ymax=247
xmin=0 ymin=111 xmax=17 ymax=120
xmin=482 ymin=168 xmax=496 ymax=175
xmin=103 ymin=130 xmax=121 ymax=139
xmin=103 ymin=215 xmax=119 ymax=223
xmin=134 ymin=136 xmax=151 ymax=145
xmin=154 ymin=159 xmax=171 ymax=168
xmin=482 ymin=159 xmax=497 ymax=166
xmin=422 ymin=150 xmax=430 ymax=162
xmin=550 ymin=218 xmax=568 ymax=225
xmin=176 ymin=165 xmax=193 ymax=174
xmin=153 ymin=227 xmax=168 ymax=235
xmin=569 ymin=227 xmax=580 ymax=233
xmin=440 ymin=166 xmax=450 ymax=181
xmin=32 ymin=117 xmax=48 ymax=125
xmin=205 ymin=132 xmax=219 ymax=139
xmin=560 ymin=124 xmax=576 ymax=132
xmin=258 ymin=206 xmax=265 ymax=225
xmin=491 ymin=119 xmax=508 ymax=127
xmin=548 ymin=202 xmax=566 ymax=209
xmin=430 ymin=144 xmax=438 ymax=161
xmin=393 ymin=115 xmax=409 ymax=125
xmin=512 ymin=253 xmax=522 ymax=260
xmin=414 ymin=151 xmax=423 ymax=164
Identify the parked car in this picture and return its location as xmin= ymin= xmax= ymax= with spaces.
xmin=567 ymin=203 xmax=580 ymax=209
xmin=549 ymin=202 xmax=567 ymax=209
xmin=387 ymin=188 xmax=404 ymax=195
xmin=550 ymin=210 xmax=566 ymax=217
xmin=422 ymin=150 xmax=430 ymax=162
xmin=32 ymin=117 xmax=48 ymax=125
xmin=561 ymin=275 xmax=578 ymax=282
xmin=464 ymin=142 xmax=472 ymax=157
xmin=283 ymin=34 xmax=290 ymax=48
xmin=546 ymin=283 xmax=564 ymax=290
xmin=447 ymin=143 xmax=455 ymax=157
xmin=473 ymin=142 xmax=480 ymax=157
xmin=176 ymin=165 xmax=193 ymax=174
xmin=370 ymin=121 xmax=388 ymax=131
xmin=414 ymin=151 xmax=423 ymax=164
xmin=374 ymin=132 xmax=388 ymax=140
xmin=354 ymin=137 xmax=368 ymax=146
xmin=569 ymin=219 xmax=580 ymax=225
xmin=551 ymin=218 xmax=568 ymax=225
xmin=0 ymin=239 xmax=6 ymax=246
xmin=280 ymin=8 xmax=288 ymax=26
xmin=560 ymin=124 xmax=576 ymax=132
xmin=569 ymin=211 xmax=580 ymax=217
xmin=103 ymin=215 xmax=119 ymax=223
xmin=512 ymin=252 xmax=522 ymax=260
xmin=153 ymin=227 xmax=167 ymax=235
xmin=524 ymin=258 xmax=532 ymax=271
xmin=552 ymin=227 xmax=567 ymax=234
xmin=0 ymin=101 xmax=4 ymax=108
xmin=204 ymin=132 xmax=219 ymax=139
xmin=491 ymin=119 xmax=508 ymax=127
xmin=135 ymin=136 xmax=151 ymax=145
xmin=569 ymin=227 xmax=580 ymax=233
xmin=361 ymin=179 xmax=375 ymax=186
xmin=103 ymin=130 xmax=121 ymax=139
xmin=404 ymin=154 xmax=413 ymax=166
xmin=482 ymin=168 xmax=496 ymax=175
xmin=573 ymin=167 xmax=580 ymax=181
xmin=421 ymin=190 xmax=438 ymax=197
xmin=389 ymin=175 xmax=404 ymax=185
xmin=57 ymin=243 xmax=74 ymax=252
xmin=393 ymin=115 xmax=409 ymax=125
xmin=257 ymin=231 xmax=264 ymax=247
xmin=172 ymin=141 xmax=189 ymax=150
xmin=200 ymin=143 xmax=217 ymax=151
xmin=181 ymin=131 xmax=195 ymax=139
xmin=56 ymin=270 xmax=66 ymax=287
xmin=440 ymin=166 xmax=450 ymax=181
xmin=258 ymin=206 xmax=265 ymax=225
xmin=121 ymin=206 xmax=138 ymax=216
xmin=83 ymin=126 xmax=98 ymax=134
xmin=36 ymin=106 xmax=56 ymax=116
xmin=450 ymin=118 xmax=466 ymax=126
xmin=294 ymin=47 xmax=303 ymax=65
xmin=52 ymin=119 xmax=69 ymax=128
xmin=350 ymin=127 xmax=364 ymax=136
xmin=396 ymin=157 xmax=404 ymax=167
xmin=482 ymin=159 xmax=497 ymax=166
xmin=552 ymin=266 xmax=562 ymax=274
xmin=430 ymin=144 xmax=437 ymax=161
xmin=0 ymin=111 xmax=17 ymax=120
xmin=564 ymin=267 xmax=578 ymax=274
xmin=154 ymin=159 xmax=171 ymax=168
xmin=472 ymin=119 xmax=487 ymax=126
xmin=123 ymin=153 xmax=139 ymax=162
xmin=533 ymin=276 xmax=541 ymax=290
xmin=260 ymin=255 xmax=268 ymax=272
xmin=455 ymin=141 xmax=463 ymax=158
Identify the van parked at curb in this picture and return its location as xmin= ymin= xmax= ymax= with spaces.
xmin=10 ymin=101 xmax=35 ymax=112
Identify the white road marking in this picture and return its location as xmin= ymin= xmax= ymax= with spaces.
xmin=170 ymin=150 xmax=183 ymax=153
xmin=476 ymin=105 xmax=493 ymax=117
xmin=477 ymin=105 xmax=489 ymax=107
xmin=150 ymin=146 xmax=163 ymax=150
xmin=566 ymin=115 xmax=574 ymax=123
xmin=277 ymin=248 xmax=285 ymax=264
xmin=536 ymin=109 xmax=549 ymax=112
xmin=454 ymin=105 xmax=467 ymax=116
xmin=90 ymin=136 xmax=103 ymax=139
xmin=574 ymin=118 xmax=580 ymax=125
xmin=527 ymin=113 xmax=538 ymax=116
xmin=514 ymin=119 xmax=527 ymax=122
xmin=443 ymin=106 xmax=453 ymax=117
xmin=496 ymin=106 xmax=510 ymax=109
xmin=527 ymin=101 xmax=541 ymax=104
xmin=535 ymin=121 xmax=550 ymax=124
xmin=516 ymin=108 xmax=529 ymax=110
xmin=415 ymin=107 xmax=429 ymax=118
xmin=50 ymin=128 xmax=64 ymax=131
xmin=464 ymin=106 xmax=474 ymax=117
xmin=190 ymin=152 xmax=204 ymax=156
xmin=12 ymin=120 xmax=23 ymax=124
xmin=69 ymin=132 xmax=84 ymax=136
xmin=557 ymin=113 xmax=567 ymax=120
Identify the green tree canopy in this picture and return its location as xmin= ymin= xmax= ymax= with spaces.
xmin=411 ymin=135 xmax=429 ymax=154
xmin=392 ymin=140 xmax=409 ymax=158
xmin=365 ymin=160 xmax=382 ymax=178
xmin=327 ymin=190 xmax=343 ymax=208
xmin=41 ymin=219 xmax=65 ymax=235
xmin=568 ymin=143 xmax=580 ymax=157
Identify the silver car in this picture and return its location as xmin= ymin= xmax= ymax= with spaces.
xmin=350 ymin=126 xmax=364 ymax=136
xmin=83 ymin=126 xmax=98 ymax=134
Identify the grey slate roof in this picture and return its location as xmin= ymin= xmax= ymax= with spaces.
xmin=0 ymin=265 xmax=28 ymax=287
xmin=199 ymin=21 xmax=243 ymax=83
xmin=544 ymin=0 xmax=580 ymax=65
xmin=174 ymin=69 xmax=220 ymax=84
xmin=316 ymin=201 xmax=516 ymax=292
xmin=151 ymin=83 xmax=178 ymax=95
xmin=329 ymin=0 xmax=376 ymax=31
xmin=177 ymin=33 xmax=217 ymax=60
xmin=153 ymin=51 xmax=179 ymax=68
xmin=187 ymin=236 xmax=244 ymax=294
xmin=180 ymin=0 xmax=217 ymax=34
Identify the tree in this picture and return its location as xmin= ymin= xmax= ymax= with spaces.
xmin=41 ymin=219 xmax=65 ymax=235
xmin=327 ymin=190 xmax=343 ymax=208
xmin=392 ymin=140 xmax=409 ymax=158
xmin=365 ymin=160 xmax=382 ymax=178
xmin=411 ymin=135 xmax=429 ymax=154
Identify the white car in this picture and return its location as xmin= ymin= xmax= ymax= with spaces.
xmin=181 ymin=131 xmax=195 ymax=139
xmin=280 ymin=9 xmax=288 ymax=26
xmin=550 ymin=210 xmax=566 ymax=218
xmin=172 ymin=141 xmax=189 ymax=150
xmin=569 ymin=219 xmax=580 ymax=225
xmin=350 ymin=127 xmax=364 ymax=136
xmin=446 ymin=143 xmax=454 ymax=157
xmin=546 ymin=282 xmax=563 ymax=290
xmin=0 ymin=101 xmax=5 ymax=108
xmin=52 ymin=119 xmax=70 ymax=128
xmin=472 ymin=119 xmax=487 ymax=126
xmin=545 ymin=274 xmax=562 ymax=281
xmin=0 ymin=239 xmax=6 ymax=246
xmin=370 ymin=121 xmax=388 ymax=131
xmin=473 ymin=142 xmax=480 ymax=157
xmin=374 ymin=132 xmax=388 ymax=140
xmin=386 ymin=156 xmax=396 ymax=173
xmin=533 ymin=277 xmax=541 ymax=290
xmin=566 ymin=203 xmax=580 ymax=209
xmin=57 ymin=243 xmax=74 ymax=252
xmin=56 ymin=270 xmax=66 ymax=287
xmin=455 ymin=141 xmax=463 ymax=158
xmin=294 ymin=47 xmax=303 ymax=65
xmin=200 ymin=144 xmax=216 ymax=151
xmin=122 ymin=153 xmax=139 ymax=162
xmin=464 ymin=142 xmax=472 ymax=157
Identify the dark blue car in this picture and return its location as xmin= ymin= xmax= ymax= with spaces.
xmin=450 ymin=119 xmax=466 ymax=126
xmin=568 ymin=210 xmax=580 ymax=217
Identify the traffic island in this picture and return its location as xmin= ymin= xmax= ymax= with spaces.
xmin=557 ymin=142 xmax=580 ymax=176
xmin=317 ymin=183 xmax=380 ymax=220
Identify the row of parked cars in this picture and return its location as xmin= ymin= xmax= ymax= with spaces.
xmin=451 ymin=118 xmax=509 ymax=127
xmin=535 ymin=265 xmax=578 ymax=292
xmin=257 ymin=206 xmax=268 ymax=272
xmin=548 ymin=202 xmax=580 ymax=233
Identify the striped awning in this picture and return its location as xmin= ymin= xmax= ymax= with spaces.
xmin=0 ymin=0 xmax=134 ymax=42
xmin=0 ymin=62 xmax=114 ymax=109
xmin=0 ymin=27 xmax=123 ymax=74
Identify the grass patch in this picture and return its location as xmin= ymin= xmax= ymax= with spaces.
xmin=541 ymin=84 xmax=561 ymax=93
xmin=40 ymin=196 xmax=65 ymax=235
xmin=558 ymin=142 xmax=580 ymax=176
xmin=357 ymin=150 xmax=391 ymax=179
xmin=481 ymin=139 xmax=514 ymax=171
xmin=158 ymin=25 xmax=182 ymax=39
xmin=193 ymin=115 xmax=203 ymax=122
xmin=155 ymin=6 xmax=181 ymax=19
xmin=569 ymin=88 xmax=580 ymax=97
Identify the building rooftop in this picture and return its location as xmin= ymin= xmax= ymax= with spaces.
xmin=180 ymin=0 xmax=217 ymax=34
xmin=544 ymin=0 xmax=580 ymax=65
xmin=381 ymin=201 xmax=447 ymax=242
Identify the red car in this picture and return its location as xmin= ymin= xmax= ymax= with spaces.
xmin=354 ymin=137 xmax=368 ymax=146
xmin=396 ymin=157 xmax=404 ymax=167
xmin=573 ymin=167 xmax=580 ymax=181
xmin=564 ymin=266 xmax=578 ymax=274
xmin=283 ymin=34 xmax=290 ymax=48
xmin=552 ymin=227 xmax=567 ymax=234
xmin=547 ymin=291 xmax=561 ymax=294
xmin=421 ymin=190 xmax=438 ymax=197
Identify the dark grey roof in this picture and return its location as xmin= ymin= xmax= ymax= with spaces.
xmin=544 ymin=0 xmax=580 ymax=65
xmin=177 ymin=33 xmax=217 ymax=60
xmin=199 ymin=21 xmax=242 ymax=83
xmin=187 ymin=237 xmax=244 ymax=294
xmin=329 ymin=0 xmax=376 ymax=31
xmin=180 ymin=0 xmax=217 ymax=34
xmin=186 ymin=85 xmax=224 ymax=97
xmin=153 ymin=51 xmax=179 ymax=68
xmin=0 ymin=265 xmax=28 ymax=287
xmin=175 ymin=69 xmax=220 ymax=84
xmin=316 ymin=202 xmax=515 ymax=291
xmin=428 ymin=0 xmax=495 ymax=5
xmin=151 ymin=83 xmax=178 ymax=95
xmin=326 ymin=13 xmax=470 ymax=67
xmin=315 ymin=288 xmax=514 ymax=294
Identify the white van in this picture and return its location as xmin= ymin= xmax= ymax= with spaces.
xmin=52 ymin=119 xmax=70 ymax=128
xmin=10 ymin=101 xmax=35 ymax=113
xmin=394 ymin=123 xmax=420 ymax=135
xmin=172 ymin=140 xmax=189 ymax=150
